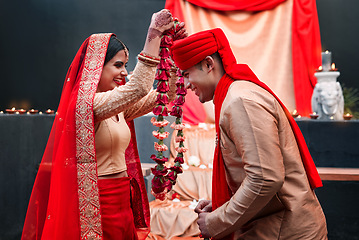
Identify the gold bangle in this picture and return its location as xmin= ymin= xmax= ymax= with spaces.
xmin=139 ymin=51 xmax=161 ymax=61
xmin=137 ymin=55 xmax=159 ymax=66
xmin=138 ymin=54 xmax=161 ymax=64
xmin=137 ymin=54 xmax=160 ymax=67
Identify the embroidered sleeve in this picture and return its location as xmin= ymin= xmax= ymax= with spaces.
xmin=123 ymin=67 xmax=178 ymax=121
xmin=93 ymin=61 xmax=157 ymax=123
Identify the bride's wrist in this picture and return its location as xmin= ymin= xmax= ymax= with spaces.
xmin=146 ymin=27 xmax=163 ymax=43
xmin=137 ymin=51 xmax=160 ymax=67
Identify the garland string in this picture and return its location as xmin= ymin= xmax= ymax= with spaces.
xmin=150 ymin=20 xmax=188 ymax=201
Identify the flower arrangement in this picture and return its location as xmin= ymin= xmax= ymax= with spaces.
xmin=150 ymin=20 xmax=188 ymax=200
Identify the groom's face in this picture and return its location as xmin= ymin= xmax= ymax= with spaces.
xmin=182 ymin=59 xmax=216 ymax=103
xmin=182 ymin=60 xmax=215 ymax=103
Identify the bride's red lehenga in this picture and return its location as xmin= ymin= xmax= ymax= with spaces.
xmin=21 ymin=33 xmax=150 ymax=240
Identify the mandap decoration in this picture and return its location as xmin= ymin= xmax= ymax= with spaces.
xmin=150 ymin=20 xmax=188 ymax=201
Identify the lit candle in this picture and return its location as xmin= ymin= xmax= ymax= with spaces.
xmin=6 ymin=107 xmax=17 ymax=114
xmin=28 ymin=109 xmax=39 ymax=114
xmin=343 ymin=113 xmax=353 ymax=120
xmin=310 ymin=112 xmax=319 ymax=119
xmin=330 ymin=63 xmax=338 ymax=71
xmin=45 ymin=109 xmax=54 ymax=114
xmin=291 ymin=110 xmax=299 ymax=118
xmin=17 ymin=109 xmax=26 ymax=114
xmin=321 ymin=50 xmax=332 ymax=72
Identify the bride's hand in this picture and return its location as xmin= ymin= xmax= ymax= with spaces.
xmin=147 ymin=9 xmax=174 ymax=42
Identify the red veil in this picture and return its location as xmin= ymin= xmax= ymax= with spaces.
xmin=22 ymin=33 xmax=150 ymax=240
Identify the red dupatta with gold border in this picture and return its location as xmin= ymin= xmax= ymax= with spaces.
xmin=22 ymin=33 xmax=150 ymax=240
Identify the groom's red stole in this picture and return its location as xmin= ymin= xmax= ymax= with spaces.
xmin=212 ymin=67 xmax=322 ymax=218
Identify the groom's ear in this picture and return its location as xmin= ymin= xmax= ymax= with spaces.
xmin=204 ymin=56 xmax=215 ymax=72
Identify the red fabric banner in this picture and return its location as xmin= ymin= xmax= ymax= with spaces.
xmin=186 ymin=0 xmax=285 ymax=11
xmin=292 ymin=0 xmax=322 ymax=116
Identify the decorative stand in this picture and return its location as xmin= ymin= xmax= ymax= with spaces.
xmin=312 ymin=71 xmax=344 ymax=120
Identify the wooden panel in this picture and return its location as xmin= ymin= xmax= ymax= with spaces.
xmin=318 ymin=167 xmax=359 ymax=181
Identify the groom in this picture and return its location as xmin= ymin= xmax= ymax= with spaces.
xmin=170 ymin=28 xmax=327 ymax=239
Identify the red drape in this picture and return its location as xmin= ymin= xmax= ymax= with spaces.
xmin=165 ymin=0 xmax=322 ymax=116
xmin=292 ymin=0 xmax=322 ymax=116
xmin=181 ymin=0 xmax=286 ymax=11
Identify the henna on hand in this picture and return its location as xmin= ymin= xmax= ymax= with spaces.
xmin=147 ymin=27 xmax=163 ymax=43
xmin=155 ymin=11 xmax=172 ymax=28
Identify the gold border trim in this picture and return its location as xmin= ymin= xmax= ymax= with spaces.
xmin=76 ymin=33 xmax=112 ymax=240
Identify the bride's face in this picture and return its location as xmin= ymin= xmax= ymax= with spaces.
xmin=97 ymin=49 xmax=129 ymax=92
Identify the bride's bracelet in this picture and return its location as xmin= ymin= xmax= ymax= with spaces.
xmin=137 ymin=52 xmax=160 ymax=67
xmin=139 ymin=51 xmax=161 ymax=61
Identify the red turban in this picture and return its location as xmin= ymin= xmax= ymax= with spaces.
xmin=170 ymin=29 xmax=218 ymax=70
xmin=171 ymin=28 xmax=258 ymax=81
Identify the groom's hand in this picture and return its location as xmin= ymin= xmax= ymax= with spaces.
xmin=197 ymin=212 xmax=211 ymax=238
xmin=195 ymin=200 xmax=212 ymax=214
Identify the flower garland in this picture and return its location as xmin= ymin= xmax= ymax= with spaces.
xmin=150 ymin=20 xmax=188 ymax=200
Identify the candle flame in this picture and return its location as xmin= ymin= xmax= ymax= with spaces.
xmin=318 ymin=66 xmax=322 ymax=71
xmin=331 ymin=63 xmax=336 ymax=70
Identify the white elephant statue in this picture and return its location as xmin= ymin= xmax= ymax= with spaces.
xmin=311 ymin=80 xmax=344 ymax=120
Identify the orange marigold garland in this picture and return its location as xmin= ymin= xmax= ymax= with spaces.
xmin=150 ymin=20 xmax=187 ymax=200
